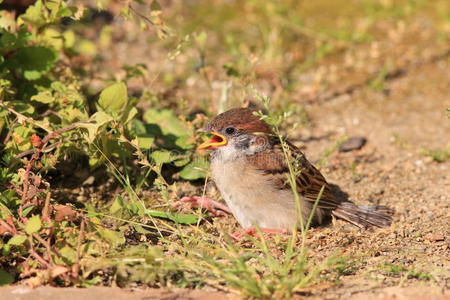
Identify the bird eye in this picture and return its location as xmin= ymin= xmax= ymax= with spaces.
xmin=225 ymin=126 xmax=236 ymax=135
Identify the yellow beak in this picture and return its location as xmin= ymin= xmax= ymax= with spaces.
xmin=197 ymin=132 xmax=228 ymax=150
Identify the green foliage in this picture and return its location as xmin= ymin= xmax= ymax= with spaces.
xmin=8 ymin=46 xmax=57 ymax=80
xmin=143 ymin=109 xmax=195 ymax=150
xmin=420 ymin=147 xmax=450 ymax=163
xmin=0 ymin=0 xmax=203 ymax=288
xmin=145 ymin=210 xmax=199 ymax=225
xmin=0 ymin=269 xmax=14 ymax=286
xmin=98 ymin=82 xmax=129 ymax=114
xmin=7 ymin=235 xmax=27 ymax=246
xmin=179 ymin=158 xmax=209 ymax=180
xmin=0 ymin=0 xmax=203 ymax=181
xmin=25 ymin=215 xmax=42 ymax=234
xmin=378 ymin=263 xmax=432 ymax=281
xmin=379 ymin=263 xmax=406 ymax=276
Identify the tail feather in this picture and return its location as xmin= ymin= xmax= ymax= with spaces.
xmin=332 ymin=202 xmax=394 ymax=228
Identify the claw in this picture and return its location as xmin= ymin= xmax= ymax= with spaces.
xmin=230 ymin=227 xmax=287 ymax=241
xmin=172 ymin=196 xmax=232 ymax=216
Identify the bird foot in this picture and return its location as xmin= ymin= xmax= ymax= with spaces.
xmin=230 ymin=227 xmax=286 ymax=241
xmin=172 ymin=196 xmax=232 ymax=216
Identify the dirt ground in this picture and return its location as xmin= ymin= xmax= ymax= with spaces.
xmin=53 ymin=14 xmax=450 ymax=300
xmin=3 ymin=49 xmax=446 ymax=300
xmin=0 ymin=285 xmax=448 ymax=300
xmin=2 ymin=1 xmax=449 ymax=298
xmin=292 ymin=53 xmax=450 ymax=298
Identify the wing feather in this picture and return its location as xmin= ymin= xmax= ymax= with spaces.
xmin=247 ymin=139 xmax=340 ymax=210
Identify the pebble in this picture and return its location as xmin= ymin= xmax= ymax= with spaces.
xmin=424 ymin=233 xmax=445 ymax=242
xmin=76 ymin=195 xmax=88 ymax=202
xmin=82 ymin=176 xmax=95 ymax=186
xmin=339 ymin=136 xmax=367 ymax=152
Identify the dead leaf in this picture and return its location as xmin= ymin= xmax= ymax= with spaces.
xmin=26 ymin=185 xmax=38 ymax=200
xmin=54 ymin=205 xmax=78 ymax=222
xmin=24 ymin=274 xmax=45 ymax=288
xmin=0 ymin=224 xmax=10 ymax=235
xmin=424 ymin=233 xmax=445 ymax=242
xmin=49 ymin=265 xmax=69 ymax=278
xmin=31 ymin=134 xmax=42 ymax=148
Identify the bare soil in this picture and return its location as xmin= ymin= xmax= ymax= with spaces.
xmin=294 ymin=51 xmax=450 ymax=299
xmin=61 ymin=8 xmax=450 ymax=299
xmin=8 ymin=47 xmax=445 ymax=300
xmin=3 ymin=1 xmax=449 ymax=298
xmin=0 ymin=283 xmax=448 ymax=300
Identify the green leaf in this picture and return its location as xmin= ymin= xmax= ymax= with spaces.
xmin=133 ymin=224 xmax=151 ymax=234
xmin=109 ymin=195 xmax=126 ymax=214
xmin=151 ymin=0 xmax=162 ymax=12
xmin=80 ymin=111 xmax=114 ymax=143
xmin=122 ymin=106 xmax=138 ymax=124
xmin=22 ymin=205 xmax=35 ymax=217
xmin=146 ymin=210 xmax=200 ymax=225
xmin=150 ymin=150 xmax=174 ymax=165
xmin=59 ymin=246 xmax=76 ymax=264
xmin=143 ymin=109 xmax=191 ymax=139
xmin=25 ymin=215 xmax=42 ymax=234
xmin=129 ymin=201 xmax=145 ymax=216
xmin=79 ymin=276 xmax=102 ymax=288
xmin=9 ymin=46 xmax=57 ymax=80
xmin=130 ymin=120 xmax=155 ymax=149
xmin=98 ymin=82 xmax=128 ymax=114
xmin=179 ymin=158 xmax=209 ymax=180
xmin=19 ymin=1 xmax=47 ymax=28
xmin=7 ymin=235 xmax=27 ymax=246
xmin=0 ymin=269 xmax=14 ymax=286
xmin=42 ymin=28 xmax=65 ymax=51
xmin=76 ymin=40 xmax=97 ymax=56
xmin=223 ymin=63 xmax=240 ymax=77
xmin=142 ymin=109 xmax=195 ymax=149
xmin=175 ymin=135 xmax=195 ymax=150
xmin=96 ymin=227 xmax=125 ymax=248
xmin=31 ymin=91 xmax=54 ymax=103
xmin=0 ymin=27 xmax=31 ymax=52
xmin=63 ymin=30 xmax=76 ymax=48
xmin=92 ymin=111 xmax=114 ymax=124
xmin=173 ymin=156 xmax=190 ymax=167
xmin=136 ymin=136 xmax=154 ymax=149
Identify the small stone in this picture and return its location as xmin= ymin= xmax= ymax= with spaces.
xmin=423 ymin=156 xmax=434 ymax=164
xmin=424 ymin=233 xmax=445 ymax=242
xmin=339 ymin=136 xmax=367 ymax=152
xmin=82 ymin=176 xmax=95 ymax=186
xmin=373 ymin=188 xmax=385 ymax=195
xmin=54 ymin=204 xmax=77 ymax=222
xmin=76 ymin=195 xmax=88 ymax=202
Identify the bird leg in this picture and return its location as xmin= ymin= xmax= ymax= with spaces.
xmin=172 ymin=196 xmax=232 ymax=216
xmin=231 ymin=227 xmax=286 ymax=241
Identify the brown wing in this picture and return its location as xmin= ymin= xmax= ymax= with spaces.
xmin=247 ymin=139 xmax=340 ymax=210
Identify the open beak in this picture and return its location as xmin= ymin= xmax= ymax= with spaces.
xmin=197 ymin=131 xmax=227 ymax=150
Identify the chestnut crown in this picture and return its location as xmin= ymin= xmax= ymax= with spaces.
xmin=204 ymin=108 xmax=272 ymax=135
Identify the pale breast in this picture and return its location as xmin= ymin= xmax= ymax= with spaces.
xmin=211 ymin=157 xmax=298 ymax=230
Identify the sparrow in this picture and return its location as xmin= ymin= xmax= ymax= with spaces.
xmin=175 ymin=108 xmax=392 ymax=234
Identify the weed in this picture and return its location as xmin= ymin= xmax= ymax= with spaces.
xmin=1 ymin=0 xmax=447 ymax=296
xmin=420 ymin=147 xmax=450 ymax=163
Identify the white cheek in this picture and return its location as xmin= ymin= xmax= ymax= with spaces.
xmin=215 ymin=144 xmax=242 ymax=162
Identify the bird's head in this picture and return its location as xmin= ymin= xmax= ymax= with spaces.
xmin=197 ymin=108 xmax=273 ymax=160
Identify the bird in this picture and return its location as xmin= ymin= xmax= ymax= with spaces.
xmin=175 ymin=108 xmax=393 ymax=236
